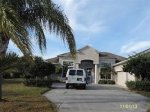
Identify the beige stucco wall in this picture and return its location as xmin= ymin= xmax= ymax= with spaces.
xmin=113 ymin=64 xmax=135 ymax=87
xmin=75 ymin=47 xmax=99 ymax=64
xmin=59 ymin=47 xmax=99 ymax=65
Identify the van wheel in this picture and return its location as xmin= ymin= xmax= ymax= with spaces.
xmin=66 ymin=84 xmax=69 ymax=89
xmin=83 ymin=85 xmax=86 ymax=89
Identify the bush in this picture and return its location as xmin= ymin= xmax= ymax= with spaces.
xmin=55 ymin=66 xmax=62 ymax=74
xmin=23 ymin=79 xmax=52 ymax=88
xmin=3 ymin=73 xmax=12 ymax=79
xmin=98 ymin=80 xmax=115 ymax=84
xmin=126 ymin=81 xmax=150 ymax=91
xmin=107 ymin=80 xmax=115 ymax=84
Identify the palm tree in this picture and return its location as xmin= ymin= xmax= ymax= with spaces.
xmin=100 ymin=64 xmax=116 ymax=80
xmin=0 ymin=0 xmax=76 ymax=100
xmin=0 ymin=52 xmax=19 ymax=100
xmin=0 ymin=0 xmax=76 ymax=57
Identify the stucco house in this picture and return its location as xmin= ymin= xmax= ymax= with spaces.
xmin=112 ymin=48 xmax=150 ymax=87
xmin=47 ymin=45 xmax=126 ymax=84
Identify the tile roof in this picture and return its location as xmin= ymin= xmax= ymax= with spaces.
xmin=46 ymin=57 xmax=59 ymax=63
xmin=46 ymin=45 xmax=126 ymax=63
xmin=100 ymin=52 xmax=126 ymax=62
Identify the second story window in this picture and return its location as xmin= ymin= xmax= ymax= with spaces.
xmin=100 ymin=62 xmax=112 ymax=80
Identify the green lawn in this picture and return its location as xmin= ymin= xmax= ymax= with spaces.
xmin=0 ymin=78 xmax=58 ymax=112
xmin=136 ymin=91 xmax=150 ymax=112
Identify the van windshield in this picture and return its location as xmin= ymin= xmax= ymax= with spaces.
xmin=77 ymin=70 xmax=83 ymax=76
xmin=69 ymin=70 xmax=76 ymax=75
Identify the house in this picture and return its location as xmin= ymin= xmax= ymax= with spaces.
xmin=47 ymin=45 xmax=126 ymax=84
xmin=112 ymin=48 xmax=150 ymax=87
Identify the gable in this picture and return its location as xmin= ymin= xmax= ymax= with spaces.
xmin=76 ymin=46 xmax=99 ymax=64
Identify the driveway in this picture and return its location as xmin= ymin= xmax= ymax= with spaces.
xmin=43 ymin=83 xmax=149 ymax=112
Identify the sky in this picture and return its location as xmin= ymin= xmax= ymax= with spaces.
xmin=7 ymin=0 xmax=150 ymax=59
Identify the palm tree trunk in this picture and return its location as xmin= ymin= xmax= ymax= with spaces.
xmin=0 ymin=75 xmax=3 ymax=100
xmin=0 ymin=33 xmax=10 ymax=100
xmin=0 ymin=33 xmax=10 ymax=56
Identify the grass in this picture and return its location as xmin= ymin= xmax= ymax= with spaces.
xmin=135 ymin=91 xmax=150 ymax=112
xmin=0 ymin=78 xmax=58 ymax=112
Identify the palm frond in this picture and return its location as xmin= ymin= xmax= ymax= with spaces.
xmin=0 ymin=3 xmax=33 ymax=60
xmin=0 ymin=0 xmax=76 ymax=57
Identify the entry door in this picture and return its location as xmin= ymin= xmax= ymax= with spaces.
xmin=86 ymin=68 xmax=92 ymax=83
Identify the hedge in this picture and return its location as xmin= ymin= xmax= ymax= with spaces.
xmin=126 ymin=81 xmax=150 ymax=91
xmin=98 ymin=80 xmax=115 ymax=84
xmin=23 ymin=79 xmax=52 ymax=88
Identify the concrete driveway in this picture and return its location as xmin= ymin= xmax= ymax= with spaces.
xmin=43 ymin=83 xmax=149 ymax=112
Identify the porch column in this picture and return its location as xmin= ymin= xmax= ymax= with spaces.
xmin=76 ymin=63 xmax=79 ymax=69
xmin=95 ymin=64 xmax=98 ymax=84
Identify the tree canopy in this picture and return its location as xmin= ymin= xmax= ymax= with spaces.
xmin=123 ymin=53 xmax=150 ymax=80
xmin=0 ymin=0 xmax=76 ymax=100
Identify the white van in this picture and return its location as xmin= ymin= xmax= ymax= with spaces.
xmin=66 ymin=68 xmax=87 ymax=89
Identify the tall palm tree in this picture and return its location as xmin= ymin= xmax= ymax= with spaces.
xmin=0 ymin=0 xmax=76 ymax=100
xmin=0 ymin=52 xmax=19 ymax=100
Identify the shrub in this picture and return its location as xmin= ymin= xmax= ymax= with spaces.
xmin=23 ymin=79 xmax=52 ymax=88
xmin=3 ymin=73 xmax=12 ymax=79
xmin=55 ymin=66 xmax=62 ymax=74
xmin=98 ymin=80 xmax=115 ymax=84
xmin=107 ymin=80 xmax=115 ymax=84
xmin=126 ymin=81 xmax=150 ymax=91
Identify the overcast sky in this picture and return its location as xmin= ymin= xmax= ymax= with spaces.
xmin=7 ymin=0 xmax=150 ymax=59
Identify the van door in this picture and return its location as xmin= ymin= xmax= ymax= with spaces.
xmin=76 ymin=70 xmax=85 ymax=83
xmin=68 ymin=70 xmax=76 ymax=83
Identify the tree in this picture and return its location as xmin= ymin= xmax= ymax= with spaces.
xmin=55 ymin=66 xmax=62 ymax=74
xmin=123 ymin=53 xmax=150 ymax=81
xmin=29 ymin=56 xmax=55 ymax=79
xmin=0 ymin=52 xmax=19 ymax=99
xmin=0 ymin=0 xmax=76 ymax=57
xmin=0 ymin=0 xmax=76 ymax=100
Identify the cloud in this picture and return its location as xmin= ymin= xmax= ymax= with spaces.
xmin=120 ymin=41 xmax=150 ymax=54
xmin=53 ymin=0 xmax=106 ymax=33
xmin=132 ymin=15 xmax=150 ymax=33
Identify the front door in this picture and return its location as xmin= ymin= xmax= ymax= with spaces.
xmin=86 ymin=68 xmax=92 ymax=84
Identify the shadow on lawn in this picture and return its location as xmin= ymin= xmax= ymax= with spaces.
xmin=3 ymin=78 xmax=24 ymax=84
xmin=0 ymin=99 xmax=9 ymax=103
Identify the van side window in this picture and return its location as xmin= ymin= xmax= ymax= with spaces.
xmin=69 ymin=70 xmax=76 ymax=75
xmin=77 ymin=70 xmax=83 ymax=76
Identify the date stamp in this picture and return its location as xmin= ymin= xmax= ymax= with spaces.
xmin=120 ymin=104 xmax=137 ymax=108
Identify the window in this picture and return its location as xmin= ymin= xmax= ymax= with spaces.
xmin=63 ymin=61 xmax=74 ymax=67
xmin=69 ymin=70 xmax=76 ymax=75
xmin=100 ymin=62 xmax=111 ymax=68
xmin=100 ymin=62 xmax=112 ymax=79
xmin=77 ymin=70 xmax=83 ymax=76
